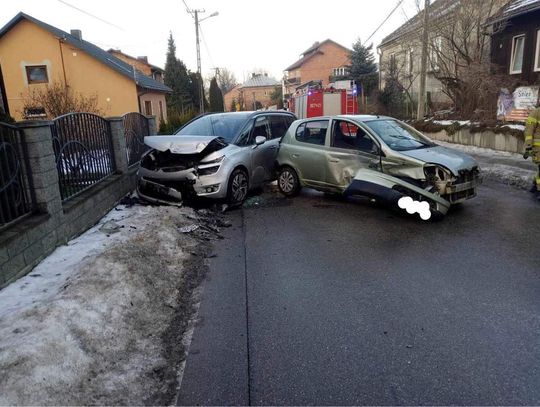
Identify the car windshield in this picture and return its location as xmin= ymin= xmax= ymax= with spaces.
xmin=175 ymin=113 xmax=251 ymax=142
xmin=365 ymin=119 xmax=435 ymax=151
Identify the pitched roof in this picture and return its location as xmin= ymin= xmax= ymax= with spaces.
xmin=107 ymin=49 xmax=165 ymax=73
xmin=379 ymin=0 xmax=458 ymax=47
xmin=486 ymin=0 xmax=540 ymax=25
xmin=240 ymin=75 xmax=279 ymax=88
xmin=0 ymin=12 xmax=171 ymax=93
xmin=285 ymin=39 xmax=351 ymax=72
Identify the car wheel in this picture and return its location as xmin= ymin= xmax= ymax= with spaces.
xmin=227 ymin=168 xmax=249 ymax=206
xmin=278 ymin=166 xmax=301 ymax=197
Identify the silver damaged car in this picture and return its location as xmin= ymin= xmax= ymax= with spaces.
xmin=137 ymin=111 xmax=296 ymax=205
xmin=276 ymin=115 xmax=480 ymax=219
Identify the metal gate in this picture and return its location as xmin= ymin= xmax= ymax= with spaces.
xmin=123 ymin=112 xmax=149 ymax=167
xmin=0 ymin=122 xmax=34 ymax=228
xmin=51 ymin=113 xmax=116 ymax=201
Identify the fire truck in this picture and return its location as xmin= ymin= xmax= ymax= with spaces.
xmin=288 ymin=87 xmax=359 ymax=119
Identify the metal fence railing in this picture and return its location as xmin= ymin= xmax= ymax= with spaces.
xmin=123 ymin=112 xmax=149 ymax=167
xmin=51 ymin=112 xmax=116 ymax=201
xmin=0 ymin=122 xmax=34 ymax=229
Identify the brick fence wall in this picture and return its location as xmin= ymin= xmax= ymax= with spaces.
xmin=0 ymin=115 xmax=156 ymax=288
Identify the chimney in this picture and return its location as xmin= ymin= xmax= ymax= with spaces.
xmin=264 ymin=73 xmax=268 ymax=77
xmin=70 ymin=29 xmax=82 ymax=40
xmin=137 ymin=56 xmax=148 ymax=63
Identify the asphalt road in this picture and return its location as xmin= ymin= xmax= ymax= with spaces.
xmin=177 ymin=181 xmax=540 ymax=406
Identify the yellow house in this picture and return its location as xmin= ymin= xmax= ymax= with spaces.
xmin=0 ymin=12 xmax=172 ymax=122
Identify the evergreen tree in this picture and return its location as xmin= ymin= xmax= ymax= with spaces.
xmin=349 ymin=39 xmax=378 ymax=95
xmin=230 ymin=98 xmax=237 ymax=112
xmin=164 ymin=33 xmax=193 ymax=112
xmin=209 ymin=77 xmax=224 ymax=112
xmin=189 ymin=72 xmax=208 ymax=113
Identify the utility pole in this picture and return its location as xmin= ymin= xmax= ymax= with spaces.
xmin=417 ymin=0 xmax=430 ymax=120
xmin=193 ymin=9 xmax=204 ymax=114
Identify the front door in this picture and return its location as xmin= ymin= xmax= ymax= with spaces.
xmin=325 ymin=119 xmax=381 ymax=191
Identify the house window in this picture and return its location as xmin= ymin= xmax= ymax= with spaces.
xmin=333 ymin=67 xmax=346 ymax=77
xmin=510 ymin=34 xmax=525 ymax=74
xmin=25 ymin=65 xmax=48 ymax=84
xmin=144 ymin=100 xmax=152 ymax=115
xmin=389 ymin=53 xmax=397 ymax=72
xmin=430 ymin=37 xmax=442 ymax=70
xmin=158 ymin=100 xmax=164 ymax=120
xmin=534 ymin=30 xmax=540 ymax=72
xmin=406 ymin=49 xmax=414 ymax=74
xmin=24 ymin=106 xmax=46 ymax=118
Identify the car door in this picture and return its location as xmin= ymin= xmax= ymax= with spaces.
xmin=266 ymin=115 xmax=289 ymax=178
xmin=287 ymin=119 xmax=329 ymax=188
xmin=325 ymin=119 xmax=381 ymax=191
xmin=249 ymin=115 xmax=274 ymax=186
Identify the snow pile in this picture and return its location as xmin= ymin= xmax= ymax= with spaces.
xmin=501 ymin=123 xmax=526 ymax=131
xmin=432 ymin=120 xmax=471 ymax=126
xmin=0 ymin=204 xmax=211 ymax=405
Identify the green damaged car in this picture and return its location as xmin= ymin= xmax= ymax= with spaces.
xmin=276 ymin=115 xmax=480 ymax=220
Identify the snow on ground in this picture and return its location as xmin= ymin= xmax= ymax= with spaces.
xmin=438 ymin=141 xmax=537 ymax=189
xmin=0 ymin=204 xmax=215 ymax=405
xmin=501 ymin=124 xmax=526 ymax=131
xmin=432 ymin=120 xmax=471 ymax=126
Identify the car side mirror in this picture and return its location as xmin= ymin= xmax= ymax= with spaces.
xmin=255 ymin=136 xmax=266 ymax=146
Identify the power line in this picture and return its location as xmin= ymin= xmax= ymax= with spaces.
xmin=199 ymin=26 xmax=216 ymax=73
xmin=181 ymin=0 xmax=194 ymax=17
xmin=364 ymin=0 xmax=404 ymax=45
xmin=56 ymin=0 xmax=125 ymax=31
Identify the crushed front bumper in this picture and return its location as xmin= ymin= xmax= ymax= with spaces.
xmin=137 ymin=163 xmax=228 ymax=204
xmin=344 ymin=168 xmax=452 ymax=217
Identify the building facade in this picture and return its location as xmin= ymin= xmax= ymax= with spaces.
xmin=224 ymin=74 xmax=279 ymax=111
xmin=107 ymin=49 xmax=168 ymax=127
xmin=0 ymin=12 xmax=171 ymax=123
xmin=487 ymin=0 xmax=540 ymax=85
xmin=377 ymin=0 xmax=507 ymax=114
xmin=283 ymin=39 xmax=352 ymax=104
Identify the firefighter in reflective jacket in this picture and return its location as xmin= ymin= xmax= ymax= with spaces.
xmin=524 ymin=106 xmax=540 ymax=200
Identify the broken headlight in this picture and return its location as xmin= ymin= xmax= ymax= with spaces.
xmin=424 ymin=164 xmax=455 ymax=194
xmin=197 ymin=155 xmax=224 ymax=176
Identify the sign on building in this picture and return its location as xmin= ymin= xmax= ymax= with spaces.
xmin=497 ymin=86 xmax=539 ymax=122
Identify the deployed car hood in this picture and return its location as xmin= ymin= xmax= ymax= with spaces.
xmin=144 ymin=135 xmax=226 ymax=154
xmin=399 ymin=145 xmax=477 ymax=174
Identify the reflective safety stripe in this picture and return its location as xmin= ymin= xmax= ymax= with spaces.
xmin=527 ymin=117 xmax=539 ymax=125
xmin=534 ymin=142 xmax=540 ymax=147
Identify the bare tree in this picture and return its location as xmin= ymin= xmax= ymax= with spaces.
xmin=22 ymin=81 xmax=102 ymax=119
xmin=426 ymin=0 xmax=512 ymax=117
xmin=216 ymin=68 xmax=238 ymax=94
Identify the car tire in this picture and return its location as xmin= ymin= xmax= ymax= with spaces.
xmin=278 ymin=166 xmax=301 ymax=197
xmin=227 ymin=168 xmax=249 ymax=206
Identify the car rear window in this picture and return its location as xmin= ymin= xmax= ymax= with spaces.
xmin=295 ymin=120 xmax=328 ymax=145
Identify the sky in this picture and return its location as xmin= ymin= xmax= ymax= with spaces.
xmin=1 ymin=0 xmax=420 ymax=84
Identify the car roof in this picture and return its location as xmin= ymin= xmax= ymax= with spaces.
xmin=298 ymin=114 xmax=392 ymax=122
xmin=202 ymin=110 xmax=295 ymax=118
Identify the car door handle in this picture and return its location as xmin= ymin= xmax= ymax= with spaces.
xmin=292 ymin=154 xmax=300 ymax=158
xmin=329 ymin=158 xmax=340 ymax=163
xmin=269 ymin=145 xmax=278 ymax=150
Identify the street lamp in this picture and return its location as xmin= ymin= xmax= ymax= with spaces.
xmin=193 ymin=9 xmax=218 ymax=114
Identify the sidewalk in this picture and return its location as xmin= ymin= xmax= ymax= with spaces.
xmin=437 ymin=141 xmax=537 ymax=190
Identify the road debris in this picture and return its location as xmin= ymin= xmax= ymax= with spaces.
xmin=179 ymin=224 xmax=200 ymax=233
xmin=0 ymin=204 xmax=226 ymax=405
